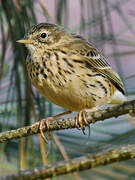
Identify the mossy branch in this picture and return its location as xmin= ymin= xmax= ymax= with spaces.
xmin=0 ymin=100 xmax=135 ymax=143
xmin=2 ymin=145 xmax=135 ymax=180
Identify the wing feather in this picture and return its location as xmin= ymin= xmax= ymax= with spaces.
xmin=68 ymin=38 xmax=125 ymax=94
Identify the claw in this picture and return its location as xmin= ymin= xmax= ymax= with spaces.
xmin=76 ymin=108 xmax=97 ymax=136
xmin=75 ymin=113 xmax=81 ymax=129
xmin=37 ymin=111 xmax=72 ymax=143
xmin=76 ymin=109 xmax=89 ymax=135
xmin=82 ymin=110 xmax=90 ymax=136
xmin=39 ymin=117 xmax=53 ymax=143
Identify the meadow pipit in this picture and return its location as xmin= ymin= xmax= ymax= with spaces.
xmin=17 ymin=23 xmax=127 ymax=140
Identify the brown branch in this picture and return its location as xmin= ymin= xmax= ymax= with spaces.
xmin=0 ymin=100 xmax=135 ymax=143
xmin=2 ymin=145 xmax=135 ymax=180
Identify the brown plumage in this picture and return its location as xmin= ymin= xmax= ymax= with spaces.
xmin=17 ymin=23 xmax=127 ymax=139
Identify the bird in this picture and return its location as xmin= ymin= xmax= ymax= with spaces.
xmin=17 ymin=23 xmax=128 ymax=140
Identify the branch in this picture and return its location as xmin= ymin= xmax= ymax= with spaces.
xmin=2 ymin=145 xmax=135 ymax=180
xmin=0 ymin=100 xmax=135 ymax=143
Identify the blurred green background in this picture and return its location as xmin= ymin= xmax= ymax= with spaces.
xmin=0 ymin=0 xmax=135 ymax=179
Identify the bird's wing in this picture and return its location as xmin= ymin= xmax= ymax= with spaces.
xmin=68 ymin=39 xmax=125 ymax=95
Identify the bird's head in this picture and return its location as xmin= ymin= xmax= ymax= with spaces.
xmin=16 ymin=23 xmax=69 ymax=53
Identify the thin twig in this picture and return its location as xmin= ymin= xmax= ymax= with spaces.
xmin=30 ymin=91 xmax=50 ymax=180
xmin=53 ymin=134 xmax=82 ymax=180
xmin=125 ymin=114 xmax=135 ymax=127
xmin=20 ymin=137 xmax=26 ymax=171
xmin=30 ymin=92 xmax=49 ymax=167
xmin=38 ymin=0 xmax=57 ymax=23
xmin=53 ymin=134 xmax=68 ymax=160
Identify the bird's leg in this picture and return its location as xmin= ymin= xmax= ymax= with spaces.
xmin=76 ymin=108 xmax=97 ymax=135
xmin=40 ymin=111 xmax=72 ymax=142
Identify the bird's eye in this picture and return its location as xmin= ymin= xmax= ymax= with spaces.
xmin=41 ymin=33 xmax=47 ymax=38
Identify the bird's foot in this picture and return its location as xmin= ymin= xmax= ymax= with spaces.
xmin=76 ymin=109 xmax=89 ymax=135
xmin=39 ymin=117 xmax=53 ymax=143
xmin=76 ymin=108 xmax=97 ymax=136
xmin=39 ymin=111 xmax=72 ymax=142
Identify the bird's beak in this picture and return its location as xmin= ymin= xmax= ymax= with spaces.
xmin=16 ymin=39 xmax=35 ymax=44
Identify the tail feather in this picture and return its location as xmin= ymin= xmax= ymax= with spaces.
xmin=110 ymin=90 xmax=135 ymax=117
xmin=109 ymin=90 xmax=127 ymax=104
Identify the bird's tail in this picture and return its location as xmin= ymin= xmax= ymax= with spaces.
xmin=109 ymin=90 xmax=128 ymax=104
xmin=109 ymin=90 xmax=135 ymax=117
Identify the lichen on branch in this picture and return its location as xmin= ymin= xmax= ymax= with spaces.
xmin=2 ymin=145 xmax=135 ymax=180
xmin=0 ymin=100 xmax=135 ymax=143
